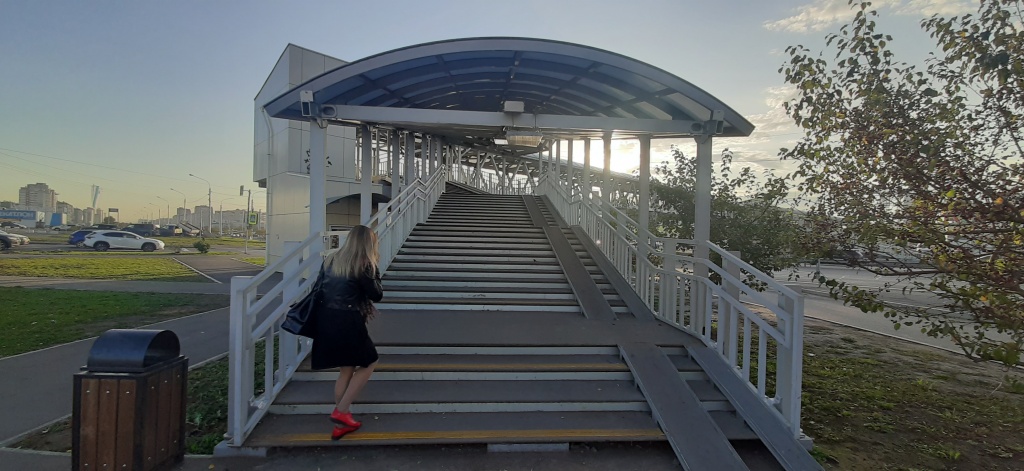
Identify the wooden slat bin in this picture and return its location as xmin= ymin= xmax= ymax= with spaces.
xmin=72 ymin=329 xmax=188 ymax=471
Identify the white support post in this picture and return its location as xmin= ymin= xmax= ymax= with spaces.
xmin=777 ymin=292 xmax=803 ymax=437
xmin=566 ymin=138 xmax=575 ymax=198
xmin=390 ymin=129 xmax=400 ymax=192
xmin=693 ymin=134 xmax=713 ymax=327
xmin=638 ymin=135 xmax=651 ymax=262
xmin=428 ymin=136 xmax=437 ymax=175
xmin=405 ymin=132 xmax=416 ymax=184
xmin=555 ymin=140 xmax=562 ymax=186
xmin=602 ymin=133 xmax=612 ymax=202
xmin=583 ymin=138 xmax=591 ymax=202
xmin=227 ymin=276 xmax=253 ymax=446
xmin=360 ymin=124 xmax=373 ymax=224
xmin=721 ymin=250 xmax=742 ymax=361
xmin=309 ymin=121 xmax=327 ymax=242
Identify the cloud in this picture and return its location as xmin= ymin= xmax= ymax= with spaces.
xmin=764 ymin=0 xmax=974 ymax=33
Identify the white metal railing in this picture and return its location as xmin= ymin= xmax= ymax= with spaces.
xmin=225 ymin=167 xmax=447 ymax=447
xmin=535 ymin=174 xmax=806 ymax=439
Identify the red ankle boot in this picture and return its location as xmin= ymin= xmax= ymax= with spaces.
xmin=330 ymin=409 xmax=362 ymax=428
xmin=331 ymin=425 xmax=358 ymax=441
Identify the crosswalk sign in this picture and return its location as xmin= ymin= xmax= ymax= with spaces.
xmin=247 ymin=212 xmax=259 ymax=226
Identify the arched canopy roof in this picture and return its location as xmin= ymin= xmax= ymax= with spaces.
xmin=264 ymin=37 xmax=754 ymax=151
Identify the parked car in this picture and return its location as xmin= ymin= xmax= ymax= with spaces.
xmin=123 ymin=223 xmax=160 ymax=237
xmin=1 ymin=221 xmax=28 ymax=229
xmin=84 ymin=231 xmax=165 ymax=252
xmin=159 ymin=225 xmax=184 ymax=237
xmin=0 ymin=229 xmax=30 ymax=247
xmin=68 ymin=230 xmax=95 ymax=247
xmin=51 ymin=224 xmax=75 ymax=231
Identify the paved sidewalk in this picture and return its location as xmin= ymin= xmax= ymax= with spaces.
xmin=0 ymin=257 xmax=274 ymax=447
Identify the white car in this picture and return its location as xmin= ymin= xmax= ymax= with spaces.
xmin=0 ymin=229 xmax=30 ymax=245
xmin=84 ymin=231 xmax=165 ymax=252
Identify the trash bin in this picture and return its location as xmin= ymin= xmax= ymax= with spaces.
xmin=72 ymin=329 xmax=188 ymax=471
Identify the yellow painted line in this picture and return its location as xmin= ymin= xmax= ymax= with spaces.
xmin=281 ymin=428 xmax=665 ymax=443
xmin=378 ymin=363 xmax=628 ymax=371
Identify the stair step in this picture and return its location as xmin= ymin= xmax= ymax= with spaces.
xmin=274 ymin=380 xmax=647 ymax=411
xmin=386 ymin=263 xmax=565 ymax=272
xmin=397 ymin=248 xmax=555 ymax=256
xmin=246 ymin=409 xmax=758 ymax=447
xmin=374 ymin=302 xmax=581 ymax=312
xmin=376 ymin=297 xmax=578 ymax=306
xmin=383 ymin=272 xmax=568 ymax=281
xmin=383 ymin=281 xmax=573 ymax=292
xmin=392 ymin=255 xmax=560 ymax=264
xmin=383 ymin=291 xmax=577 ymax=301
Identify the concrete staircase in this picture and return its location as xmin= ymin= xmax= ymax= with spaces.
xmin=242 ymin=188 xmax=813 ymax=470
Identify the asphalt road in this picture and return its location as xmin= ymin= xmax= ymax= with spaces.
xmin=779 ymin=265 xmax=1010 ymax=353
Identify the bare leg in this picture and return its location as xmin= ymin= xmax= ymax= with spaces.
xmin=335 ymin=361 xmax=377 ymax=412
xmin=334 ymin=367 xmax=354 ymax=408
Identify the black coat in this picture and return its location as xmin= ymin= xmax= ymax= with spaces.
xmin=319 ymin=265 xmax=383 ymax=311
xmin=310 ymin=264 xmax=383 ymax=369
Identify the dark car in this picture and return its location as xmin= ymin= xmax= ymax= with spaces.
xmin=68 ymin=230 xmax=95 ymax=247
xmin=123 ymin=223 xmax=159 ymax=237
xmin=159 ymin=225 xmax=184 ymax=237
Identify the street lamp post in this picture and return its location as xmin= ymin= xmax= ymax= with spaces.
xmin=189 ymin=174 xmax=213 ymax=236
xmin=217 ymin=197 xmax=236 ymax=236
xmin=169 ymin=188 xmax=187 ymax=225
xmin=147 ymin=203 xmax=160 ymax=223
xmin=156 ymin=196 xmax=170 ymax=226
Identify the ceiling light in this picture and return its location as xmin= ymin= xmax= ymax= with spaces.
xmin=504 ymin=130 xmax=544 ymax=147
xmin=493 ymin=138 xmax=509 ymax=146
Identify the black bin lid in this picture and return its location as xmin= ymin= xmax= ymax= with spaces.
xmin=86 ymin=329 xmax=181 ymax=373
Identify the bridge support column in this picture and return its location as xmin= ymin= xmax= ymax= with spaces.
xmin=602 ymin=133 xmax=612 ymax=202
xmin=583 ymin=138 xmax=591 ymax=202
xmin=360 ymin=124 xmax=373 ymax=224
xmin=638 ymin=134 xmax=651 ymax=262
xmin=693 ymin=133 xmax=713 ymax=324
xmin=309 ymin=121 xmax=327 ymax=245
xmin=390 ymin=129 xmax=401 ymax=193
xmin=404 ymin=132 xmax=416 ymax=185
xmin=566 ymin=139 xmax=574 ymax=198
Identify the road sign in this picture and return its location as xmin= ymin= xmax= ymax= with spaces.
xmin=248 ymin=212 xmax=259 ymax=226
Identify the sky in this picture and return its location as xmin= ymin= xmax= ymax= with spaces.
xmin=0 ymin=0 xmax=976 ymax=222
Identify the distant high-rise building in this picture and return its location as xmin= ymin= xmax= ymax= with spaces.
xmin=56 ymin=201 xmax=75 ymax=217
xmin=18 ymin=183 xmax=57 ymax=212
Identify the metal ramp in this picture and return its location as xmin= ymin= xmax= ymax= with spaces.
xmin=243 ymin=189 xmax=820 ymax=471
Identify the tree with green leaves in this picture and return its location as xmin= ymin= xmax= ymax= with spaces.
xmin=781 ymin=0 xmax=1023 ymax=365
xmin=651 ymin=146 xmax=802 ymax=284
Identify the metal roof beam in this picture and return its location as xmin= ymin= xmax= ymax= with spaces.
xmin=324 ymin=105 xmax=704 ymax=135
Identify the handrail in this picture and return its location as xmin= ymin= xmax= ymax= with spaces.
xmin=225 ymin=167 xmax=446 ymax=447
xmin=536 ymin=172 xmax=806 ymax=440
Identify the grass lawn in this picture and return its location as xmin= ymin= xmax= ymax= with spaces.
xmin=0 ymin=257 xmax=207 ymax=281
xmin=802 ymin=321 xmax=1024 ymax=470
xmin=0 ymin=287 xmax=229 ymax=357
xmin=236 ymin=257 xmax=265 ymax=266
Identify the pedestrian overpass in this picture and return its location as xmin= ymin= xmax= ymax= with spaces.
xmin=226 ymin=38 xmax=820 ymax=470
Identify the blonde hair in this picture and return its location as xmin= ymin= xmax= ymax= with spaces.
xmin=326 ymin=225 xmax=379 ymax=278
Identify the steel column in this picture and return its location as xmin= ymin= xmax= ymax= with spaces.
xmin=390 ymin=130 xmax=401 ymax=192
xmin=566 ymin=138 xmax=575 ymax=198
xmin=360 ymin=124 xmax=373 ymax=224
xmin=309 ymin=122 xmax=327 ymax=241
xmin=583 ymin=138 xmax=591 ymax=201
xmin=602 ymin=133 xmax=612 ymax=202
xmin=638 ymin=135 xmax=651 ymax=261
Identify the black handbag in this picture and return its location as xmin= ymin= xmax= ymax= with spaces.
xmin=282 ymin=265 xmax=324 ymax=338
